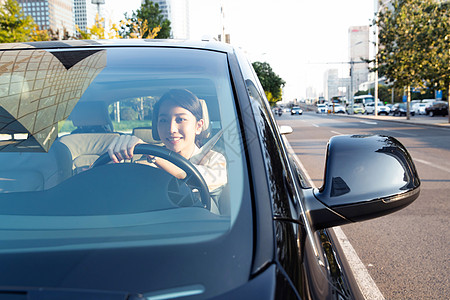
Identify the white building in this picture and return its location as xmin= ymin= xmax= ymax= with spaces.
xmin=348 ymin=25 xmax=370 ymax=99
xmin=74 ymin=0 xmax=100 ymax=33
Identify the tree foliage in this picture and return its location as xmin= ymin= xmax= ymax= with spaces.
xmin=376 ymin=0 xmax=449 ymax=98
xmin=76 ymin=14 xmax=121 ymax=40
xmin=252 ymin=61 xmax=286 ymax=103
xmin=120 ymin=0 xmax=170 ymax=39
xmin=0 ymin=0 xmax=35 ymax=43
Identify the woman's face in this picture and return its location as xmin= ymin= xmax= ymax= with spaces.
xmin=157 ymin=102 xmax=204 ymax=158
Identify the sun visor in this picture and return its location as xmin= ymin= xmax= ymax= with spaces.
xmin=0 ymin=48 xmax=106 ymax=152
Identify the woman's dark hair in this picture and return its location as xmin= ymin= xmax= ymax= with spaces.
xmin=152 ymin=89 xmax=209 ymax=146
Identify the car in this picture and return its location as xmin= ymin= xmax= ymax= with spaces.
xmin=412 ymin=103 xmax=429 ymax=115
xmin=347 ymin=104 xmax=365 ymax=114
xmin=290 ymin=106 xmax=303 ymax=115
xmin=0 ymin=40 xmax=421 ymax=299
xmin=316 ymin=103 xmax=327 ymax=113
xmin=326 ymin=103 xmax=346 ymax=114
xmin=391 ymin=103 xmax=416 ymax=116
xmin=364 ymin=102 xmax=390 ymax=115
xmin=425 ymin=101 xmax=449 ymax=117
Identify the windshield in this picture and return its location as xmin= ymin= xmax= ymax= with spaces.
xmin=0 ymin=46 xmax=247 ymax=253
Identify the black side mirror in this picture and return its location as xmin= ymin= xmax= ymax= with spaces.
xmin=307 ymin=135 xmax=420 ymax=230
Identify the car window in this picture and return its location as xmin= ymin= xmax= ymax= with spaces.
xmin=0 ymin=47 xmax=248 ymax=251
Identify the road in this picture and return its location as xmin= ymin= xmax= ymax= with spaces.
xmin=276 ymin=112 xmax=450 ymax=300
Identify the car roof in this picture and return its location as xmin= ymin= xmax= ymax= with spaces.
xmin=0 ymin=39 xmax=236 ymax=53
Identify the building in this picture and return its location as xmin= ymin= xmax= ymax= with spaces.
xmin=149 ymin=0 xmax=190 ymax=39
xmin=348 ymin=25 xmax=370 ymax=100
xmin=74 ymin=0 xmax=99 ymax=33
xmin=323 ymin=69 xmax=350 ymax=102
xmin=18 ymin=0 xmax=75 ymax=37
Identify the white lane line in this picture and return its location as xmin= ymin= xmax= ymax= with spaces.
xmin=331 ymin=130 xmax=343 ymax=135
xmin=312 ymin=124 xmax=319 ymax=127
xmin=288 ymin=144 xmax=384 ymax=299
xmin=414 ymin=158 xmax=450 ymax=173
xmin=333 ymin=227 xmax=385 ymax=300
xmin=360 ymin=121 xmax=378 ymax=125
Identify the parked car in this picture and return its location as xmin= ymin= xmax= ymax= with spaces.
xmin=391 ymin=103 xmax=416 ymax=116
xmin=412 ymin=103 xmax=429 ymax=115
xmin=347 ymin=104 xmax=365 ymax=114
xmin=316 ymin=103 xmax=327 ymax=113
xmin=290 ymin=106 xmax=303 ymax=115
xmin=0 ymin=40 xmax=421 ymax=299
xmin=425 ymin=101 xmax=449 ymax=117
xmin=364 ymin=102 xmax=390 ymax=115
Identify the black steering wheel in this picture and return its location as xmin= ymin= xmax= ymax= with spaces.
xmin=91 ymin=144 xmax=210 ymax=210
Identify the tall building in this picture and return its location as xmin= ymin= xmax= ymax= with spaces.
xmin=348 ymin=25 xmax=370 ymax=98
xmin=18 ymin=0 xmax=74 ymax=37
xmin=74 ymin=0 xmax=99 ymax=33
xmin=148 ymin=0 xmax=190 ymax=39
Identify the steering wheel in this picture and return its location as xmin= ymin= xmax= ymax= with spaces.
xmin=91 ymin=144 xmax=210 ymax=210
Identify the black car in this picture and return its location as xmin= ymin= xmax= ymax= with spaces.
xmin=391 ymin=103 xmax=415 ymax=116
xmin=0 ymin=40 xmax=420 ymax=299
xmin=425 ymin=101 xmax=449 ymax=117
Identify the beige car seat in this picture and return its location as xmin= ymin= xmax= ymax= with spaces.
xmin=59 ymin=101 xmax=119 ymax=174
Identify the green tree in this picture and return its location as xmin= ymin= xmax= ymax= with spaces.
xmin=0 ymin=0 xmax=35 ymax=43
xmin=252 ymin=61 xmax=286 ymax=103
xmin=120 ymin=0 xmax=170 ymax=39
xmin=376 ymin=0 xmax=449 ymax=100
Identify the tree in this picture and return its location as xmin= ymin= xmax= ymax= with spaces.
xmin=120 ymin=0 xmax=170 ymax=39
xmin=0 ymin=0 xmax=35 ymax=43
xmin=252 ymin=61 xmax=286 ymax=104
xmin=76 ymin=14 xmax=121 ymax=40
xmin=376 ymin=0 xmax=449 ymax=103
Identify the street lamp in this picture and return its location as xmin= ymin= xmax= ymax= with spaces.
xmin=91 ymin=0 xmax=105 ymax=17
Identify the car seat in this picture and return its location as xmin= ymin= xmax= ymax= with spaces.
xmin=59 ymin=101 xmax=119 ymax=174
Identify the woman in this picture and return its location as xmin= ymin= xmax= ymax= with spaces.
xmin=107 ymin=89 xmax=227 ymax=203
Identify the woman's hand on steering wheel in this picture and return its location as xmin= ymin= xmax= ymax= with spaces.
xmin=107 ymin=135 xmax=144 ymax=163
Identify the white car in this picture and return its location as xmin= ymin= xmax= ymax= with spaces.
xmin=316 ymin=104 xmax=327 ymax=113
xmin=327 ymin=104 xmax=346 ymax=114
xmin=365 ymin=102 xmax=390 ymax=115
xmin=412 ymin=103 xmax=429 ymax=115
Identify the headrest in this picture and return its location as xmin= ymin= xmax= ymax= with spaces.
xmin=199 ymin=99 xmax=210 ymax=133
xmin=132 ymin=127 xmax=163 ymax=145
xmin=69 ymin=101 xmax=113 ymax=132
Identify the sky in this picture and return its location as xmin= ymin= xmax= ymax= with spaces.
xmin=104 ymin=0 xmax=377 ymax=102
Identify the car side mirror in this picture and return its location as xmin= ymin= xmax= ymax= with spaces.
xmin=307 ymin=135 xmax=420 ymax=230
xmin=279 ymin=125 xmax=293 ymax=135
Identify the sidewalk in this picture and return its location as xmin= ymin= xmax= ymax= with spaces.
xmin=337 ymin=113 xmax=450 ymax=129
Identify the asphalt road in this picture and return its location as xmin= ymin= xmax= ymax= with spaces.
xmin=276 ymin=112 xmax=450 ymax=300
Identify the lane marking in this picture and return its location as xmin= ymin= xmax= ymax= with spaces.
xmin=312 ymin=124 xmax=319 ymax=127
xmin=287 ymin=142 xmax=384 ymax=299
xmin=333 ymin=227 xmax=385 ymax=300
xmin=414 ymin=158 xmax=450 ymax=173
xmin=331 ymin=130 xmax=343 ymax=135
xmin=360 ymin=121 xmax=378 ymax=125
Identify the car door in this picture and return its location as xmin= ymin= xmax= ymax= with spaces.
xmin=231 ymin=49 xmax=362 ymax=299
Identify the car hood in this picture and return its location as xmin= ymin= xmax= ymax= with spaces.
xmin=0 ymin=223 xmax=253 ymax=299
